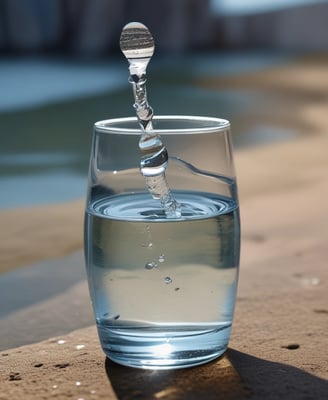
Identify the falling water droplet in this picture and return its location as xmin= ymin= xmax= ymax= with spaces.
xmin=164 ymin=276 xmax=172 ymax=284
xmin=145 ymin=261 xmax=158 ymax=270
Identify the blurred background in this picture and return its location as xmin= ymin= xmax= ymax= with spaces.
xmin=0 ymin=0 xmax=327 ymax=209
xmin=0 ymin=0 xmax=328 ymax=350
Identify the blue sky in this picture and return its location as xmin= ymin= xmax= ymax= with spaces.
xmin=211 ymin=0 xmax=327 ymax=15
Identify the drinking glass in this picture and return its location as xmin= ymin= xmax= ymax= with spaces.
xmin=84 ymin=115 xmax=240 ymax=369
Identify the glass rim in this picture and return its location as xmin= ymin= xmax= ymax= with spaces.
xmin=94 ymin=115 xmax=230 ymax=135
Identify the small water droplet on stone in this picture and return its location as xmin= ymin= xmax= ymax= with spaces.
xmin=145 ymin=261 xmax=158 ymax=270
xmin=75 ymin=344 xmax=85 ymax=350
xmin=164 ymin=276 xmax=172 ymax=284
xmin=52 ymin=385 xmax=58 ymax=389
xmin=158 ymin=254 xmax=165 ymax=262
xmin=57 ymin=340 xmax=66 ymax=345
xmin=301 ymin=277 xmax=320 ymax=287
xmin=75 ymin=381 xmax=81 ymax=386
xmin=90 ymin=390 xmax=97 ymax=395
xmin=148 ymin=242 xmax=153 ymax=248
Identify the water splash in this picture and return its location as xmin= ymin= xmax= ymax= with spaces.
xmin=145 ymin=260 xmax=158 ymax=270
xmin=120 ymin=22 xmax=180 ymax=218
xmin=164 ymin=276 xmax=172 ymax=284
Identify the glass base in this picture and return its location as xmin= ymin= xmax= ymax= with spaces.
xmin=98 ymin=324 xmax=231 ymax=370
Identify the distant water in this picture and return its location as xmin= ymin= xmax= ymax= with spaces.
xmin=0 ymin=53 xmax=294 ymax=209
xmin=0 ymin=58 xmax=127 ymax=112
xmin=211 ymin=0 xmax=326 ymax=15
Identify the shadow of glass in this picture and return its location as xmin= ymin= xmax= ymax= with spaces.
xmin=228 ymin=349 xmax=328 ymax=400
xmin=105 ymin=348 xmax=328 ymax=399
xmin=105 ymin=351 xmax=250 ymax=400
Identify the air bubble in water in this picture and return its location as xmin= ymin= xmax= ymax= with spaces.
xmin=145 ymin=261 xmax=158 ymax=270
xmin=164 ymin=276 xmax=172 ymax=284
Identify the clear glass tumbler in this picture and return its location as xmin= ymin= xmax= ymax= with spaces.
xmin=84 ymin=115 xmax=240 ymax=369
